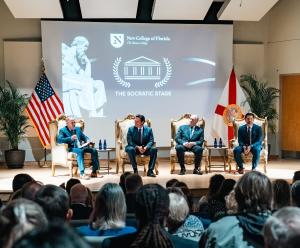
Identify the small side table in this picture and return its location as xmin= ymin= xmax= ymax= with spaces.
xmin=97 ymin=148 xmax=112 ymax=175
xmin=207 ymin=146 xmax=228 ymax=173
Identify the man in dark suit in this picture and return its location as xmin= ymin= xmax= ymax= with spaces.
xmin=57 ymin=117 xmax=99 ymax=180
xmin=234 ymin=112 xmax=263 ymax=174
xmin=175 ymin=114 xmax=204 ymax=175
xmin=125 ymin=114 xmax=157 ymax=177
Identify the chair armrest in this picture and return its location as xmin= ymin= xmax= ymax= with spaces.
xmin=56 ymin=143 xmax=68 ymax=150
xmin=170 ymin=139 xmax=175 ymax=148
xmin=117 ymin=139 xmax=123 ymax=150
xmin=229 ymin=139 xmax=238 ymax=149
xmin=203 ymin=140 xmax=207 ymax=148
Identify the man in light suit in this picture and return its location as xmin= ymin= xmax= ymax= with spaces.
xmin=234 ymin=112 xmax=263 ymax=174
xmin=57 ymin=117 xmax=100 ymax=180
xmin=175 ymin=114 xmax=204 ymax=175
xmin=125 ymin=114 xmax=157 ymax=177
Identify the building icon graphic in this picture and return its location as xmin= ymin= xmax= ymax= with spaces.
xmin=124 ymin=56 xmax=161 ymax=80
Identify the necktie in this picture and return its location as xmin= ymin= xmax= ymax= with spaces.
xmin=138 ymin=128 xmax=142 ymax=145
xmin=247 ymin=127 xmax=251 ymax=145
xmin=190 ymin=127 xmax=194 ymax=139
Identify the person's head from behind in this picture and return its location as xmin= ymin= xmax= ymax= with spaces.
xmin=245 ymin=112 xmax=255 ymax=126
xmin=21 ymin=181 xmax=43 ymax=201
xmin=12 ymin=223 xmax=91 ymax=248
xmin=133 ymin=184 xmax=172 ymax=248
xmin=207 ymin=174 xmax=225 ymax=200
xmin=234 ymin=171 xmax=272 ymax=212
xmin=167 ymin=192 xmax=189 ymax=233
xmin=0 ymin=198 xmax=48 ymax=248
xmin=70 ymin=184 xmax=89 ymax=205
xmin=35 ymin=184 xmax=72 ymax=223
xmin=172 ymin=181 xmax=193 ymax=211
xmin=166 ymin=179 xmax=179 ymax=188
xmin=125 ymin=174 xmax=143 ymax=194
xmin=12 ymin=174 xmax=34 ymax=192
xmin=189 ymin=114 xmax=199 ymax=127
xmin=272 ymin=179 xmax=290 ymax=210
xmin=91 ymin=183 xmax=126 ymax=230
xmin=65 ymin=178 xmax=81 ymax=195
xmin=291 ymin=180 xmax=300 ymax=207
xmin=119 ymin=171 xmax=132 ymax=194
xmin=135 ymin=114 xmax=145 ymax=128
xmin=215 ymin=179 xmax=236 ymax=202
xmin=263 ymin=207 xmax=300 ymax=248
xmin=293 ymin=171 xmax=300 ymax=183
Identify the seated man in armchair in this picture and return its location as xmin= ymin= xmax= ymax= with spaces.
xmin=175 ymin=114 xmax=204 ymax=175
xmin=57 ymin=116 xmax=100 ymax=180
xmin=125 ymin=114 xmax=157 ymax=177
xmin=234 ymin=112 xmax=262 ymax=174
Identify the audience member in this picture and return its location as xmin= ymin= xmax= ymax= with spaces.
xmin=20 ymin=181 xmax=43 ymax=201
xmin=12 ymin=174 xmax=34 ymax=192
xmin=0 ymin=199 xmax=48 ymax=248
xmin=225 ymin=190 xmax=238 ymax=215
xmin=77 ymin=183 xmax=136 ymax=237
xmin=200 ymin=171 xmax=272 ymax=248
xmin=292 ymin=170 xmax=300 ymax=183
xmin=291 ymin=180 xmax=300 ymax=207
xmin=35 ymin=184 xmax=73 ymax=223
xmin=167 ymin=192 xmax=204 ymax=242
xmin=272 ymin=179 xmax=290 ymax=210
xmin=70 ymin=184 xmax=93 ymax=220
xmin=125 ymin=174 xmax=143 ymax=213
xmin=264 ymin=207 xmax=300 ymax=248
xmin=119 ymin=172 xmax=132 ymax=194
xmin=166 ymin=179 xmax=179 ymax=188
xmin=65 ymin=178 xmax=81 ymax=195
xmin=12 ymin=223 xmax=91 ymax=248
xmin=208 ymin=179 xmax=236 ymax=220
xmin=172 ymin=181 xmax=193 ymax=211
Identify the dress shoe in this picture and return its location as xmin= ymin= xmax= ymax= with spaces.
xmin=179 ymin=169 xmax=186 ymax=175
xmin=193 ymin=168 xmax=203 ymax=175
xmin=147 ymin=171 xmax=156 ymax=177
xmin=90 ymin=171 xmax=98 ymax=178
xmin=236 ymin=168 xmax=244 ymax=175
xmin=252 ymin=167 xmax=258 ymax=171
xmin=79 ymin=174 xmax=90 ymax=180
xmin=134 ymin=169 xmax=138 ymax=174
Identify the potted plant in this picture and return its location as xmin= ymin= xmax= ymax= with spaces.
xmin=0 ymin=81 xmax=31 ymax=168
xmin=240 ymin=74 xmax=280 ymax=159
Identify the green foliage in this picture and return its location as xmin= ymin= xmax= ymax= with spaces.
xmin=240 ymin=74 xmax=280 ymax=134
xmin=0 ymin=81 xmax=31 ymax=150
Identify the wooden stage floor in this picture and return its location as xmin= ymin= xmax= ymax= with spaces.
xmin=0 ymin=158 xmax=299 ymax=195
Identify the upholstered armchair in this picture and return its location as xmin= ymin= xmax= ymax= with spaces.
xmin=49 ymin=114 xmax=92 ymax=177
xmin=227 ymin=114 xmax=268 ymax=173
xmin=170 ymin=114 xmax=208 ymax=174
xmin=115 ymin=114 xmax=159 ymax=175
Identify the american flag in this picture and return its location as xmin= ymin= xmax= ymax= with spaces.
xmin=26 ymin=73 xmax=64 ymax=147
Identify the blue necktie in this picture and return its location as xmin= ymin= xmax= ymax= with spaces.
xmin=138 ymin=128 xmax=142 ymax=145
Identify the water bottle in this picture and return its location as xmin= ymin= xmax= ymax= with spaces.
xmin=219 ymin=138 xmax=223 ymax=148
xmin=214 ymin=138 xmax=217 ymax=148
xmin=103 ymin=139 xmax=107 ymax=150
xmin=98 ymin=139 xmax=102 ymax=150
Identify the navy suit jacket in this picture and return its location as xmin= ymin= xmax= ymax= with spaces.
xmin=57 ymin=126 xmax=88 ymax=150
xmin=126 ymin=126 xmax=154 ymax=150
xmin=175 ymin=125 xmax=204 ymax=147
xmin=238 ymin=123 xmax=262 ymax=148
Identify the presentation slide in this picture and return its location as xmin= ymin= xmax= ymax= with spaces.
xmin=41 ymin=21 xmax=233 ymax=147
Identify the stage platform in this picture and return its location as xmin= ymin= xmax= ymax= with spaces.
xmin=0 ymin=158 xmax=299 ymax=198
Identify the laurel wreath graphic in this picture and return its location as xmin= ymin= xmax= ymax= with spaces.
xmin=113 ymin=57 xmax=131 ymax=88
xmin=154 ymin=58 xmax=172 ymax=88
xmin=113 ymin=57 xmax=172 ymax=88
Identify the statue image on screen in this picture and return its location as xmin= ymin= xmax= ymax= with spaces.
xmin=62 ymin=36 xmax=107 ymax=118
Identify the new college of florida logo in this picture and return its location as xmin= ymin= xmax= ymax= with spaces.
xmin=110 ymin=34 xmax=124 ymax=48
xmin=113 ymin=56 xmax=172 ymax=88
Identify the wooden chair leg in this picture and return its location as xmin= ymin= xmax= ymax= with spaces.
xmin=51 ymin=163 xmax=55 ymax=176
xmin=170 ymin=160 xmax=175 ymax=174
xmin=155 ymin=161 xmax=159 ymax=175
xmin=116 ymin=160 xmax=119 ymax=174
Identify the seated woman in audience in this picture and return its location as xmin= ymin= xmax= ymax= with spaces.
xmin=0 ymin=198 xmax=48 ymax=248
xmin=172 ymin=181 xmax=194 ymax=211
xmin=77 ymin=183 xmax=136 ymax=237
xmin=200 ymin=171 xmax=273 ymax=248
xmin=167 ymin=190 xmax=204 ymax=242
xmin=272 ymin=179 xmax=290 ymax=210
xmin=70 ymin=184 xmax=93 ymax=220
xmin=208 ymin=179 xmax=236 ymax=220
